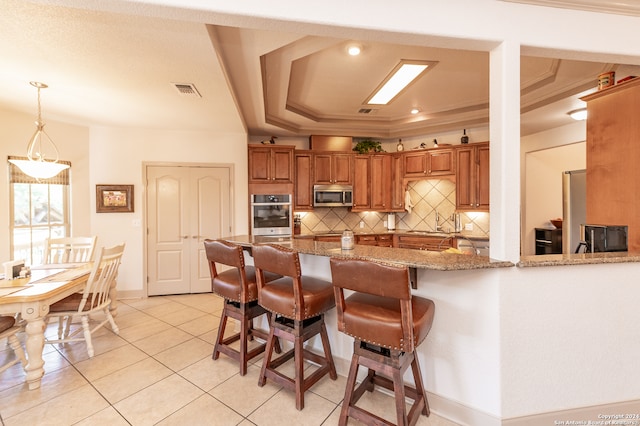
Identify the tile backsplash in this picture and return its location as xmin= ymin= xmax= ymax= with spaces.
xmin=298 ymin=180 xmax=490 ymax=237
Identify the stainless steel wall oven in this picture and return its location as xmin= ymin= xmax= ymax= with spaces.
xmin=250 ymin=194 xmax=292 ymax=236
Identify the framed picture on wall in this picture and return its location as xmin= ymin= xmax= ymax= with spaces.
xmin=96 ymin=184 xmax=134 ymax=213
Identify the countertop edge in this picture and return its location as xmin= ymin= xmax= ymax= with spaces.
xmin=518 ymin=252 xmax=640 ymax=267
xmin=219 ymin=235 xmax=513 ymax=271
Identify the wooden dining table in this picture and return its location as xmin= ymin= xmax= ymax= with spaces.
xmin=0 ymin=263 xmax=92 ymax=390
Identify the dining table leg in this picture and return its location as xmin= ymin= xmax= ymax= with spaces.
xmin=23 ymin=315 xmax=46 ymax=390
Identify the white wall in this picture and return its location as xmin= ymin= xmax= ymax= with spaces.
xmin=89 ymin=126 xmax=248 ymax=296
xmin=0 ymin=106 xmax=91 ymax=262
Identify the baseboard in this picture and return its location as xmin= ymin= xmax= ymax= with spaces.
xmin=115 ymin=289 xmax=145 ymax=300
xmin=503 ymin=399 xmax=640 ymax=426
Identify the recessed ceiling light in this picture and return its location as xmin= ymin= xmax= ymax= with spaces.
xmin=568 ymin=108 xmax=587 ymax=120
xmin=347 ymin=44 xmax=362 ymax=56
xmin=410 ymin=108 xmax=421 ymax=114
xmin=366 ymin=60 xmax=436 ymax=105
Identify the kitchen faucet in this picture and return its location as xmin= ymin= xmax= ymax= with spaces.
xmin=434 ymin=211 xmax=442 ymax=232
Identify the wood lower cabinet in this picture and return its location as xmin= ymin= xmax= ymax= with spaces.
xmin=248 ymin=145 xmax=294 ymax=184
xmin=294 ymin=151 xmax=313 ymax=211
xmin=313 ymin=152 xmax=353 ymax=185
xmin=456 ymin=142 xmax=489 ymax=211
xmin=377 ymin=234 xmax=393 ymax=247
xmin=355 ymin=234 xmax=377 ymax=245
xmin=394 ymin=234 xmax=454 ymax=251
xmin=355 ymin=234 xmax=394 ymax=246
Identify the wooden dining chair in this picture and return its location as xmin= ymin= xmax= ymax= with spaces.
xmin=45 ymin=243 xmax=125 ymax=358
xmin=43 ymin=236 xmax=98 ymax=264
xmin=0 ymin=316 xmax=27 ymax=375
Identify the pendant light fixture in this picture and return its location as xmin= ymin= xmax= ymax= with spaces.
xmin=9 ymin=82 xmax=70 ymax=179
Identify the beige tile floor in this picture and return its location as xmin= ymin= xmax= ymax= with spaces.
xmin=0 ymin=293 xmax=459 ymax=426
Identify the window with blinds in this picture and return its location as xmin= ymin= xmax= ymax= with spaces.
xmin=8 ymin=156 xmax=71 ymax=265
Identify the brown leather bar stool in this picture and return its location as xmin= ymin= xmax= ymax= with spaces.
xmin=204 ymin=239 xmax=281 ymax=376
xmin=330 ymin=257 xmax=435 ymax=426
xmin=252 ymin=243 xmax=337 ymax=410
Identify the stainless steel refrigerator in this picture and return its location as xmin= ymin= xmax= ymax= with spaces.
xmin=562 ymin=169 xmax=586 ymax=253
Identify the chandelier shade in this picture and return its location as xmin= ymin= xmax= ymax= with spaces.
xmin=9 ymin=82 xmax=70 ymax=180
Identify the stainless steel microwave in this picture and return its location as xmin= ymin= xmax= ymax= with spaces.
xmin=313 ymin=184 xmax=353 ymax=207
xmin=582 ymin=224 xmax=628 ymax=253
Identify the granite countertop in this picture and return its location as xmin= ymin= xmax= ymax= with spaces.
xmin=222 ymin=235 xmax=512 ymax=271
xmin=518 ymin=251 xmax=640 ymax=267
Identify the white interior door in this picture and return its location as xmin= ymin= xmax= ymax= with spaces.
xmin=147 ymin=165 xmax=231 ymax=295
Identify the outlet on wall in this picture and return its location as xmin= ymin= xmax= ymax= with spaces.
xmin=465 ymin=223 xmax=473 ymax=231
xmin=359 ymin=221 xmax=364 ymax=228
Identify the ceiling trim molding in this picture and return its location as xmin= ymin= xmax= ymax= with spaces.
xmin=501 ymin=0 xmax=640 ymax=17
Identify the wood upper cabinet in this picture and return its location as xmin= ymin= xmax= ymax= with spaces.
xmin=248 ymin=145 xmax=294 ymax=184
xmin=313 ymin=152 xmax=353 ymax=184
xmin=456 ymin=142 xmax=489 ymax=211
xmin=390 ymin=153 xmax=405 ymax=212
xmin=352 ymin=154 xmax=393 ymax=212
xmin=403 ymin=148 xmax=455 ymax=179
xmin=403 ymin=151 xmax=428 ymax=177
xmin=294 ymin=151 xmax=313 ymax=211
xmin=370 ymin=154 xmax=392 ymax=211
xmin=352 ymin=155 xmax=371 ymax=211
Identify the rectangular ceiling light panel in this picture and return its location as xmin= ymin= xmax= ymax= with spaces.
xmin=367 ymin=61 xmax=433 ymax=105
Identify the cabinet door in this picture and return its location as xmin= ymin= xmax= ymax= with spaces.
xmin=313 ymin=154 xmax=334 ymax=184
xmin=248 ymin=147 xmax=272 ymax=182
xmin=377 ymin=234 xmax=394 ymax=247
xmin=403 ymin=151 xmax=427 ymax=178
xmin=456 ymin=146 xmax=474 ymax=208
xmin=427 ymin=149 xmax=454 ymax=175
xmin=476 ymin=144 xmax=490 ymax=210
xmin=456 ymin=143 xmax=489 ymax=211
xmin=390 ymin=153 xmax=405 ymax=212
xmin=371 ymin=154 xmax=391 ymax=211
xmin=352 ymin=155 xmax=370 ymax=211
xmin=294 ymin=152 xmax=313 ymax=210
xmin=248 ymin=146 xmax=293 ymax=183
xmin=332 ymin=154 xmax=353 ymax=184
xmin=271 ymin=147 xmax=294 ymax=183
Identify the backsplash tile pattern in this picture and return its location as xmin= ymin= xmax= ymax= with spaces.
xmin=298 ymin=179 xmax=490 ymax=237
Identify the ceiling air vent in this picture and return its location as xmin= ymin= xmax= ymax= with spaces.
xmin=171 ymin=83 xmax=201 ymax=98
xmin=358 ymin=108 xmax=378 ymax=115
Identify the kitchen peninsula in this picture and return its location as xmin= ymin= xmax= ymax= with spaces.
xmin=216 ymin=234 xmax=640 ymax=425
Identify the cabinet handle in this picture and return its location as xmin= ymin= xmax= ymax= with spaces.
xmin=182 ymin=235 xmax=188 ymax=239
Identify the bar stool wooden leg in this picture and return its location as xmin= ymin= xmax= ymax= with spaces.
xmin=239 ymin=315 xmax=249 ymax=376
xmin=258 ymin=320 xmax=278 ymax=387
xmin=212 ymin=310 xmax=228 ymax=361
xmin=411 ymin=354 xmax=429 ymax=416
xmin=294 ymin=332 xmax=305 ymax=409
xmin=339 ymin=353 xmax=360 ymax=426
xmin=320 ymin=322 xmax=337 ymax=380
xmin=392 ymin=367 xmax=408 ymax=426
